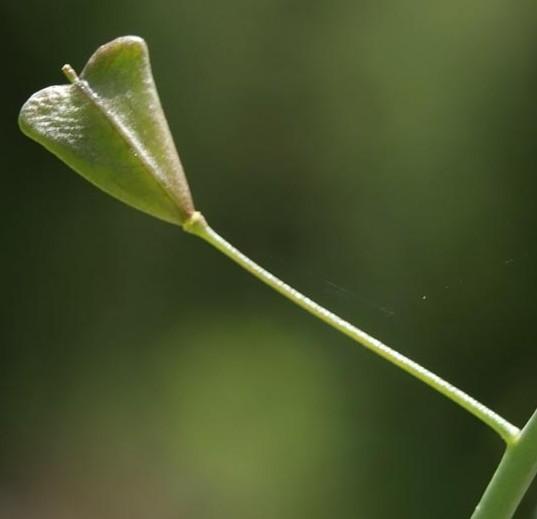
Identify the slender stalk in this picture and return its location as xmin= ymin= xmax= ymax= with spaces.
xmin=472 ymin=410 xmax=537 ymax=518
xmin=183 ymin=212 xmax=519 ymax=444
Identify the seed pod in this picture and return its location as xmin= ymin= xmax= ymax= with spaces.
xmin=19 ymin=36 xmax=195 ymax=225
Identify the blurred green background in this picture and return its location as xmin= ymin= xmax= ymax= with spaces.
xmin=3 ymin=1 xmax=537 ymax=517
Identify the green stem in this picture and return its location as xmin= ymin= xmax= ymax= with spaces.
xmin=183 ymin=212 xmax=519 ymax=444
xmin=472 ymin=410 xmax=537 ymax=519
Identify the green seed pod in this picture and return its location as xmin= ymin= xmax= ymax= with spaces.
xmin=19 ymin=36 xmax=195 ymax=225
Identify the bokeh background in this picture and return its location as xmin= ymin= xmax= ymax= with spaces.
xmin=2 ymin=1 xmax=537 ymax=517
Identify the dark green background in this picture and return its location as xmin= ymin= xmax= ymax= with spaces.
xmin=3 ymin=1 xmax=537 ymax=517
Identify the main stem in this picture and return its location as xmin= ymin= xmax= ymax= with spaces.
xmin=472 ymin=410 xmax=537 ymax=518
xmin=183 ymin=212 xmax=519 ymax=444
